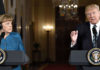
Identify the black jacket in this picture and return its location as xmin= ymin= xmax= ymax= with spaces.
xmin=72 ymin=22 xmax=100 ymax=50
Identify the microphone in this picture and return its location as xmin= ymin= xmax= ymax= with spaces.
xmin=0 ymin=24 xmax=4 ymax=44
xmin=0 ymin=32 xmax=5 ymax=44
xmin=0 ymin=32 xmax=5 ymax=38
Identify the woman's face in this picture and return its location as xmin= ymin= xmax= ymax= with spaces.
xmin=2 ymin=21 xmax=12 ymax=33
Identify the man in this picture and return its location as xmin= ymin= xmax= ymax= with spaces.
xmin=70 ymin=4 xmax=100 ymax=70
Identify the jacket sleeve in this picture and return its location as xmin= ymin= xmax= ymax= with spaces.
xmin=70 ymin=24 xmax=82 ymax=50
xmin=16 ymin=33 xmax=26 ymax=52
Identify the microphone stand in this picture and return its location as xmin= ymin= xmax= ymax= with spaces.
xmin=0 ymin=32 xmax=5 ymax=44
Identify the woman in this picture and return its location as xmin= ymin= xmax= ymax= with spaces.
xmin=0 ymin=14 xmax=25 ymax=70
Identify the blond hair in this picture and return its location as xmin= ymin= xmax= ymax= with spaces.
xmin=0 ymin=14 xmax=13 ymax=24
xmin=85 ymin=4 xmax=100 ymax=13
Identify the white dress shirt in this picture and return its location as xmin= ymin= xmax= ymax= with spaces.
xmin=90 ymin=20 xmax=100 ymax=42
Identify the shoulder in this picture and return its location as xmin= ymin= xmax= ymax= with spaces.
xmin=10 ymin=32 xmax=21 ymax=38
xmin=78 ymin=22 xmax=89 ymax=27
xmin=77 ymin=22 xmax=90 ymax=30
xmin=77 ymin=22 xmax=90 ymax=35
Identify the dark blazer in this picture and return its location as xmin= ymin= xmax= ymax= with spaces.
xmin=72 ymin=22 xmax=100 ymax=50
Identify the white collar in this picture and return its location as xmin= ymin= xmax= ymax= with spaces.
xmin=90 ymin=20 xmax=100 ymax=30
xmin=90 ymin=20 xmax=100 ymax=27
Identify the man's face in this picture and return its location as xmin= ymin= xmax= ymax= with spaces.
xmin=85 ymin=8 xmax=100 ymax=24
xmin=2 ymin=21 xmax=12 ymax=33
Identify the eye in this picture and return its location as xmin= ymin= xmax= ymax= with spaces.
xmin=5 ymin=23 xmax=10 ymax=25
xmin=5 ymin=22 xmax=12 ymax=25
xmin=86 ymin=13 xmax=91 ymax=16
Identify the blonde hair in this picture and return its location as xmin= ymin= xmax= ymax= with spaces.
xmin=85 ymin=4 xmax=100 ymax=13
xmin=0 ymin=14 xmax=13 ymax=24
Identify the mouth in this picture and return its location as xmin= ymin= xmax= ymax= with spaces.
xmin=90 ymin=18 xmax=96 ymax=22
xmin=9 ymin=29 xmax=12 ymax=31
xmin=90 ymin=18 xmax=95 ymax=20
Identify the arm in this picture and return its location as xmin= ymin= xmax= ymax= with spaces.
xmin=17 ymin=33 xmax=30 ymax=63
xmin=70 ymin=30 xmax=78 ymax=46
xmin=16 ymin=33 xmax=25 ymax=52
xmin=70 ymin=24 xmax=82 ymax=50
xmin=70 ymin=30 xmax=79 ymax=49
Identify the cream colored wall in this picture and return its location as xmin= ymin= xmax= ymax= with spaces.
xmin=33 ymin=0 xmax=56 ymax=61
xmin=21 ymin=0 xmax=33 ymax=60
xmin=3 ymin=0 xmax=16 ymax=16
xmin=4 ymin=0 xmax=56 ymax=62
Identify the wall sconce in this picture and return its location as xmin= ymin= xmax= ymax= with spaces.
xmin=17 ymin=25 xmax=21 ymax=33
xmin=43 ymin=25 xmax=54 ymax=31
xmin=43 ymin=25 xmax=54 ymax=63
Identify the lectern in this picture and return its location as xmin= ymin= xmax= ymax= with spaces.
xmin=69 ymin=50 xmax=100 ymax=70
xmin=0 ymin=51 xmax=29 ymax=70
xmin=69 ymin=50 xmax=89 ymax=65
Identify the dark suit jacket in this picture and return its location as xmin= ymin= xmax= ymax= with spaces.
xmin=72 ymin=22 xmax=100 ymax=50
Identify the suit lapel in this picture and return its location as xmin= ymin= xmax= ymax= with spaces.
xmin=97 ymin=30 xmax=100 ymax=47
xmin=87 ymin=23 xmax=93 ymax=48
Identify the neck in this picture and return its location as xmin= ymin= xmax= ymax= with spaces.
xmin=4 ymin=32 xmax=10 ymax=39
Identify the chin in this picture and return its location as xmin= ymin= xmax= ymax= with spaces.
xmin=90 ymin=21 xmax=97 ymax=24
xmin=9 ymin=30 xmax=12 ymax=32
xmin=8 ymin=31 xmax=12 ymax=33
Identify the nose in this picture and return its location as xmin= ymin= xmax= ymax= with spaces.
xmin=89 ymin=13 xmax=94 ymax=18
xmin=87 ymin=12 xmax=95 ymax=18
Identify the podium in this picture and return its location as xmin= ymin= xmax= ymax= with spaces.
xmin=69 ymin=50 xmax=100 ymax=70
xmin=69 ymin=50 xmax=89 ymax=65
xmin=0 ymin=51 xmax=29 ymax=70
